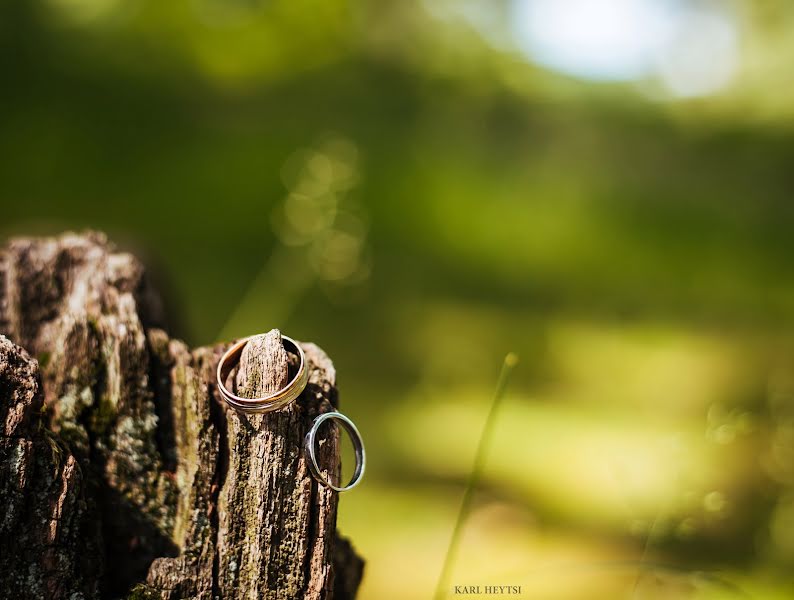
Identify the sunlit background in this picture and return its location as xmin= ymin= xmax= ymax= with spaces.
xmin=2 ymin=0 xmax=794 ymax=598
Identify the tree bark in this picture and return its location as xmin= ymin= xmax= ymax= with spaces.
xmin=0 ymin=231 xmax=363 ymax=600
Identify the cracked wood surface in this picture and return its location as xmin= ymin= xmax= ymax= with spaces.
xmin=0 ymin=231 xmax=363 ymax=599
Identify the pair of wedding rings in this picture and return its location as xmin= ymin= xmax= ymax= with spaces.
xmin=216 ymin=334 xmax=365 ymax=492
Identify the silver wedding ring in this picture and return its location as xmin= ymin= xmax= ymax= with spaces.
xmin=305 ymin=411 xmax=366 ymax=492
xmin=216 ymin=334 xmax=309 ymax=414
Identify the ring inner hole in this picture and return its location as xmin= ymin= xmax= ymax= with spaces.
xmin=315 ymin=419 xmax=355 ymax=488
xmin=286 ymin=348 xmax=300 ymax=380
xmin=226 ymin=341 xmax=300 ymax=398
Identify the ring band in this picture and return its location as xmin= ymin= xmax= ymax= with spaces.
xmin=304 ymin=411 xmax=366 ymax=492
xmin=216 ymin=334 xmax=309 ymax=414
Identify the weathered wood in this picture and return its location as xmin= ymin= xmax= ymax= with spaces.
xmin=216 ymin=332 xmax=341 ymax=599
xmin=0 ymin=231 xmax=363 ymax=599
xmin=0 ymin=336 xmax=102 ymax=599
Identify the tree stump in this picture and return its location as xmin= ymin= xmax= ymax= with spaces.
xmin=0 ymin=231 xmax=364 ymax=600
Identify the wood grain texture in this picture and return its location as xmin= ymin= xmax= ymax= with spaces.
xmin=0 ymin=232 xmax=363 ymax=600
xmin=0 ymin=335 xmax=102 ymax=599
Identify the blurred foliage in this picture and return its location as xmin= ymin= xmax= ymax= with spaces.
xmin=2 ymin=0 xmax=794 ymax=598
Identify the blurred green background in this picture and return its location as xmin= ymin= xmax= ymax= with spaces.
xmin=2 ymin=0 xmax=794 ymax=598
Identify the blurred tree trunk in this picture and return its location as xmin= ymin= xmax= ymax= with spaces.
xmin=0 ymin=232 xmax=363 ymax=600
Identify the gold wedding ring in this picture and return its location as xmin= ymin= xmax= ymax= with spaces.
xmin=216 ymin=334 xmax=309 ymax=414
